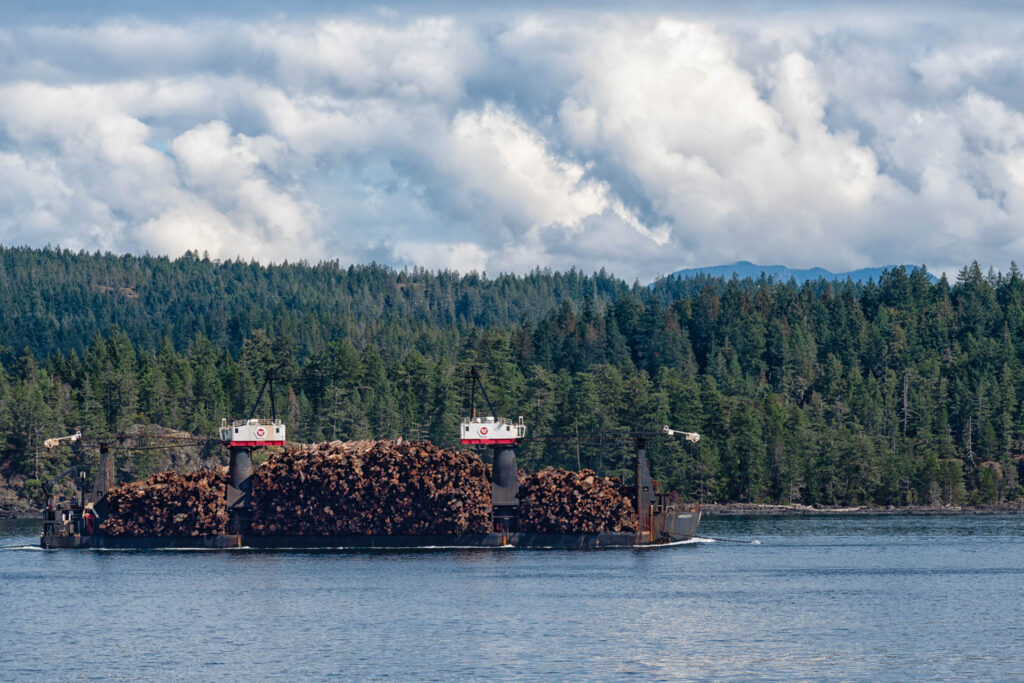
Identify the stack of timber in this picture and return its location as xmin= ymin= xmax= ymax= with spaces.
xmin=249 ymin=439 xmax=492 ymax=535
xmin=100 ymin=469 xmax=228 ymax=537
xmin=518 ymin=467 xmax=637 ymax=534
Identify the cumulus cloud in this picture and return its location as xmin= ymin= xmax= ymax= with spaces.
xmin=549 ymin=20 xmax=892 ymax=269
xmin=140 ymin=120 xmax=321 ymax=262
xmin=249 ymin=17 xmax=483 ymax=100
xmin=0 ymin=7 xmax=1023 ymax=279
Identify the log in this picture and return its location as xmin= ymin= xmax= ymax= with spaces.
xmin=96 ymin=440 xmax=638 ymax=538
xmin=249 ymin=439 xmax=492 ymax=536
xmin=100 ymin=469 xmax=228 ymax=537
xmin=518 ymin=467 xmax=637 ymax=534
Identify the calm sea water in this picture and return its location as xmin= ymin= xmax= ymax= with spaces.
xmin=2 ymin=514 xmax=1022 ymax=681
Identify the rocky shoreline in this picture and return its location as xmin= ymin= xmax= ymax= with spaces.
xmin=0 ymin=501 xmax=41 ymax=519
xmin=0 ymin=476 xmax=39 ymax=519
xmin=701 ymin=502 xmax=1024 ymax=515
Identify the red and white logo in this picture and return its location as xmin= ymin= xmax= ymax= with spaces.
xmin=255 ymin=427 xmax=267 ymax=439
xmin=479 ymin=426 xmax=489 ymax=436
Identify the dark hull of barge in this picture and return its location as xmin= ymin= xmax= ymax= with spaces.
xmin=42 ymin=531 xmax=690 ymax=551
xmin=41 ymin=508 xmax=701 ymax=550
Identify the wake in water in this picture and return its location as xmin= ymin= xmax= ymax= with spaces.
xmin=631 ymin=537 xmax=704 ymax=548
xmin=693 ymin=536 xmax=762 ymax=545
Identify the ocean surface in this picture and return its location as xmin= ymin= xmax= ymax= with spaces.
xmin=2 ymin=514 xmax=1022 ymax=681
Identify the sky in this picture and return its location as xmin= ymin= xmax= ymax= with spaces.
xmin=1 ymin=2 xmax=1023 ymax=281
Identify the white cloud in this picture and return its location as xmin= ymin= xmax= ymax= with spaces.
xmin=156 ymin=120 xmax=321 ymax=261
xmin=0 ymin=152 xmax=75 ymax=243
xmin=913 ymin=45 xmax=1018 ymax=93
xmin=0 ymin=81 xmax=320 ymax=262
xmin=392 ymin=240 xmax=489 ymax=273
xmin=438 ymin=103 xmax=662 ymax=242
xmin=248 ymin=17 xmax=483 ymax=101
xmin=0 ymin=8 xmax=1023 ymax=279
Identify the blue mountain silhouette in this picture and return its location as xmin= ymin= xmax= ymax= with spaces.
xmin=666 ymin=261 xmax=937 ymax=284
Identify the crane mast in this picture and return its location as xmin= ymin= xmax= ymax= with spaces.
xmin=219 ymin=374 xmax=286 ymax=533
xmin=460 ymin=369 xmax=525 ymax=537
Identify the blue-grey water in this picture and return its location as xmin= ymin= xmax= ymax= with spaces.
xmin=2 ymin=515 xmax=1022 ymax=681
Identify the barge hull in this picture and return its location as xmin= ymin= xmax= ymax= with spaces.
xmin=43 ymin=510 xmax=701 ymax=549
xmin=43 ymin=531 xmax=693 ymax=550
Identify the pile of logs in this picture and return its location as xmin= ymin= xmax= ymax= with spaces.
xmin=518 ymin=467 xmax=637 ymax=534
xmin=249 ymin=439 xmax=492 ymax=535
xmin=94 ymin=439 xmax=640 ymax=538
xmin=100 ymin=469 xmax=228 ymax=537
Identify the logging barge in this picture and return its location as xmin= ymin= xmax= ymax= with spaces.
xmin=40 ymin=375 xmax=703 ymax=550
xmin=39 ymin=428 xmax=702 ymax=550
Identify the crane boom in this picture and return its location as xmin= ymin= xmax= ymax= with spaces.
xmin=44 ymin=431 xmax=82 ymax=450
xmin=662 ymin=425 xmax=700 ymax=442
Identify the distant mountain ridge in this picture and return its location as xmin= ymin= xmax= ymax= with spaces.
xmin=666 ymin=261 xmax=937 ymax=284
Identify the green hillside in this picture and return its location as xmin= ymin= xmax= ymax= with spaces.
xmin=1 ymin=246 xmax=1021 ymax=509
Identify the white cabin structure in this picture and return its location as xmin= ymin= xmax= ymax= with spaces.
xmin=220 ymin=418 xmax=286 ymax=447
xmin=460 ymin=416 xmax=525 ymax=446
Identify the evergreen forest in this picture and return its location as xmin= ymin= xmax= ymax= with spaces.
xmin=2 ymin=245 xmax=1023 ymax=507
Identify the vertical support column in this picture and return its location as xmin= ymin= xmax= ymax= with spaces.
xmin=636 ymin=438 xmax=652 ymax=538
xmin=78 ymin=469 xmax=87 ymax=511
xmin=227 ymin=446 xmax=253 ymax=534
xmin=92 ymin=443 xmax=114 ymax=503
xmin=491 ymin=446 xmax=519 ymax=533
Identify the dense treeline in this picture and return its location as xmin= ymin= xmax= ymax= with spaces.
xmin=2 ymin=246 xmax=1023 ymax=507
xmin=0 ymin=246 xmax=627 ymax=360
